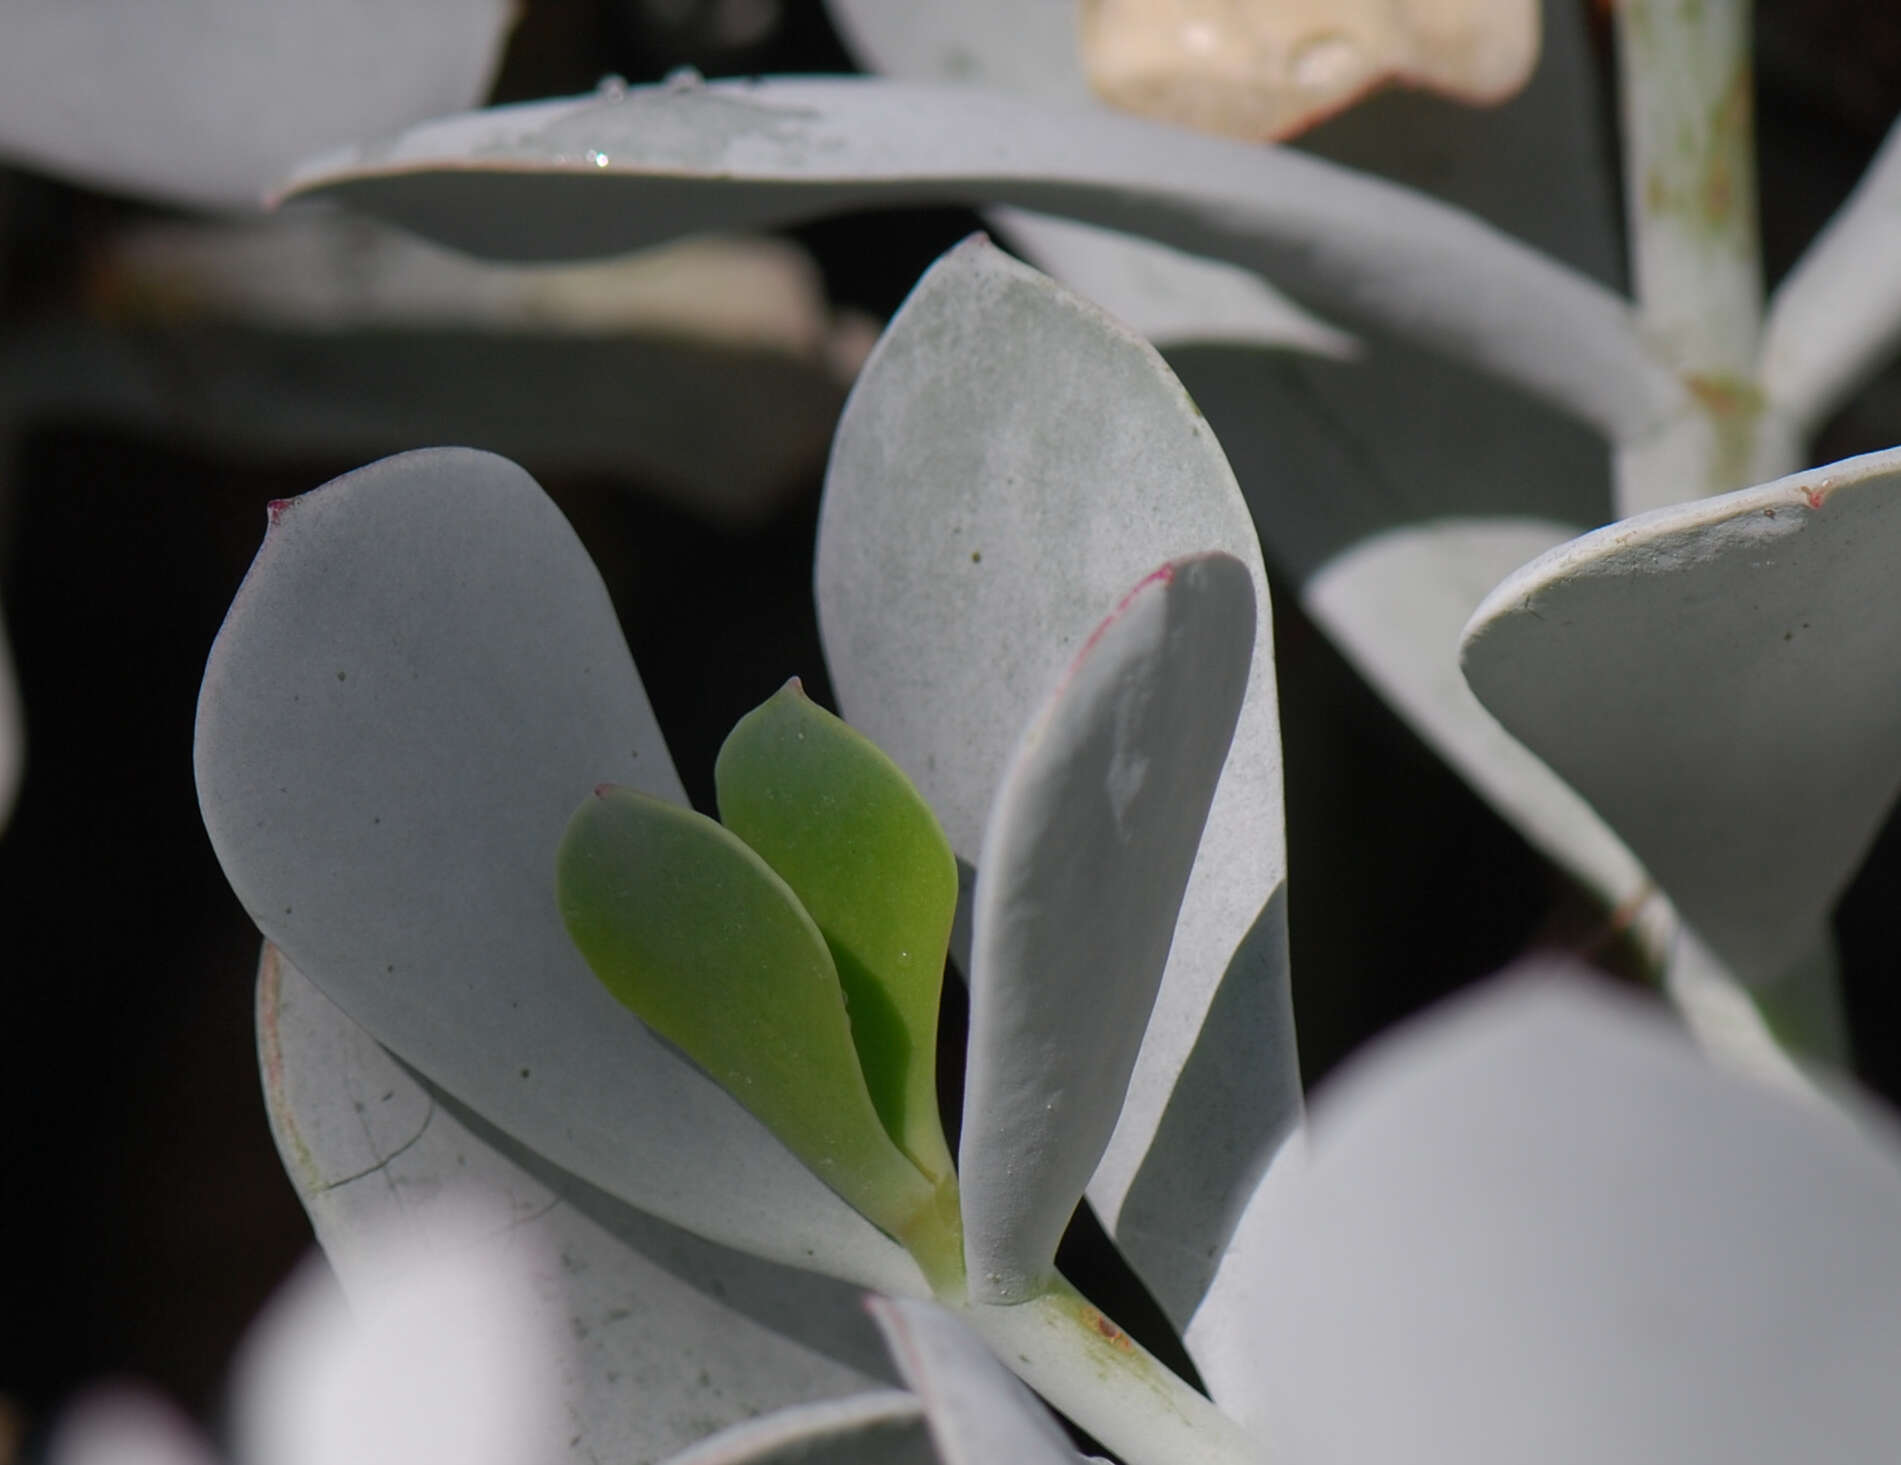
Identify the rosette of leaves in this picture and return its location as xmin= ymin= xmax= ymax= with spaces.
xmin=198 ymin=238 xmax=1901 ymax=1465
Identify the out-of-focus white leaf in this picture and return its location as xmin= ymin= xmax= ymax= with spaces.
xmin=1193 ymin=969 xmax=1901 ymax=1465
xmin=280 ymin=76 xmax=1676 ymax=441
xmin=195 ymin=447 xmax=916 ymax=1292
xmin=817 ymin=238 xmax=1298 ymax=1329
xmin=1760 ymin=115 xmax=1901 ymax=435
xmin=229 ymin=1212 xmax=563 ymax=1465
xmin=257 ymin=945 xmax=894 ymax=1463
xmin=1079 ymin=0 xmax=1539 ymax=143
xmin=37 ymin=213 xmax=855 ymax=525
xmin=95 ymin=214 xmax=838 ymax=349
xmin=663 ymin=1392 xmax=933 ymax=1465
xmin=1461 ymin=447 xmax=1901 ymax=987
xmin=0 ymin=0 xmax=514 ymax=211
xmin=870 ymin=1301 xmax=1083 ymax=1465
xmin=47 ymin=1389 xmax=218 ymax=1465
xmin=962 ymin=555 xmax=1254 ymax=1302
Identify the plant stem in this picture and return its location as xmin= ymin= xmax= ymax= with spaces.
xmin=1611 ymin=0 xmax=1798 ymax=515
xmin=960 ymin=1276 xmax=1269 ymax=1465
xmin=896 ymin=1171 xmax=969 ymax=1301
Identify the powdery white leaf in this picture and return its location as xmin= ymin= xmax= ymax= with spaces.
xmin=196 ymin=446 xmax=915 ymax=1291
xmin=817 ymin=238 xmax=1298 ymax=1328
xmin=1194 ymin=969 xmax=1901 ymax=1465
xmin=230 ymin=1217 xmax=563 ymax=1465
xmin=258 ymin=945 xmax=897 ymax=1463
xmin=1760 ymin=114 xmax=1901 ymax=435
xmin=1461 ymin=447 xmax=1901 ymax=987
xmin=663 ymin=1392 xmax=933 ymax=1465
xmin=280 ymin=76 xmax=1675 ymax=442
xmin=0 ymin=0 xmax=513 ymax=211
xmin=1080 ymin=0 xmax=1539 ymax=143
xmin=962 ymin=555 xmax=1254 ymax=1302
xmin=867 ymin=1300 xmax=1083 ymax=1465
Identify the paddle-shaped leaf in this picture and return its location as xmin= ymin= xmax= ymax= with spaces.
xmin=717 ymin=680 xmax=958 ymax=1186
xmin=1461 ymin=447 xmax=1901 ymax=988
xmin=194 ymin=446 xmax=915 ymax=1292
xmin=817 ymin=237 xmax=1297 ymax=1331
xmin=280 ymin=76 xmax=1674 ymax=441
xmin=558 ymin=786 xmax=952 ymax=1282
xmin=961 ymin=555 xmax=1255 ymax=1302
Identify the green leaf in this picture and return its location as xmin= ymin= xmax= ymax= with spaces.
xmin=716 ymin=680 xmax=958 ymax=1186
xmin=557 ymin=785 xmax=939 ymax=1248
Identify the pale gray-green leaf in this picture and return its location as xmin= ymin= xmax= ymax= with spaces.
xmin=196 ymin=446 xmax=914 ymax=1290
xmin=0 ymin=0 xmax=512 ymax=210
xmin=1461 ymin=447 xmax=1901 ymax=987
xmin=817 ymin=238 xmax=1297 ymax=1328
xmin=1193 ymin=970 xmax=1901 ymax=1465
xmin=962 ymin=555 xmax=1254 ymax=1302
xmin=282 ymin=76 xmax=1675 ymax=440
xmin=258 ymin=944 xmax=897 ymax=1463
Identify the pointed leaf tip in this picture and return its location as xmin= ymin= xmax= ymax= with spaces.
xmin=716 ymin=683 xmax=960 ymax=1189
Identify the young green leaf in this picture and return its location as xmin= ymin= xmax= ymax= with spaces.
xmin=716 ymin=680 xmax=958 ymax=1186
xmin=556 ymin=786 xmax=945 ymax=1264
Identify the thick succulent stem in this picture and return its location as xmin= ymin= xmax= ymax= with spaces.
xmin=1612 ymin=0 xmax=1789 ymax=516
xmin=960 ymin=1276 xmax=1269 ymax=1465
